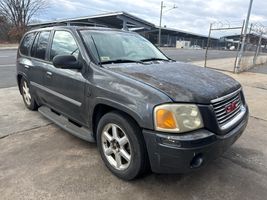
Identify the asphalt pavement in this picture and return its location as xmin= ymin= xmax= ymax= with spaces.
xmin=0 ymin=49 xmax=17 ymax=89
xmin=162 ymin=48 xmax=238 ymax=62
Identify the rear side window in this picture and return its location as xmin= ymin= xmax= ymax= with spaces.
xmin=50 ymin=31 xmax=79 ymax=60
xmin=32 ymin=31 xmax=50 ymax=60
xmin=19 ymin=32 xmax=36 ymax=56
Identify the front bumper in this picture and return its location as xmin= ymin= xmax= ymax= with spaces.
xmin=143 ymin=107 xmax=249 ymax=174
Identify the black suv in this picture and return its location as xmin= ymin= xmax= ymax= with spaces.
xmin=17 ymin=26 xmax=248 ymax=180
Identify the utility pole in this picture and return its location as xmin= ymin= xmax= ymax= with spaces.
xmin=158 ymin=1 xmax=164 ymax=47
xmin=204 ymin=23 xmax=213 ymax=68
xmin=158 ymin=1 xmax=177 ymax=47
xmin=236 ymin=0 xmax=254 ymax=72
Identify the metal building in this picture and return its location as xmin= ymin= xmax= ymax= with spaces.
xmin=28 ymin=11 xmax=216 ymax=47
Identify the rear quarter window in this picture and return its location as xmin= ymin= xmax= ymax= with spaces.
xmin=19 ymin=32 xmax=36 ymax=56
xmin=31 ymin=31 xmax=51 ymax=60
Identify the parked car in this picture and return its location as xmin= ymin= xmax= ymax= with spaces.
xmin=190 ymin=45 xmax=202 ymax=50
xmin=229 ymin=45 xmax=236 ymax=51
xmin=17 ymin=26 xmax=249 ymax=180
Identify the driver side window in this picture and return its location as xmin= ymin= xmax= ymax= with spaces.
xmin=50 ymin=31 xmax=79 ymax=61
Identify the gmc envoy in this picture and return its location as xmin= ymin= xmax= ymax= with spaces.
xmin=17 ymin=26 xmax=249 ymax=180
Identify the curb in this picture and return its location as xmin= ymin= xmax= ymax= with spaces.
xmin=0 ymin=47 xmax=18 ymax=50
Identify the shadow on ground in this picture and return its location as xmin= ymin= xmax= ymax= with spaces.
xmin=248 ymin=64 xmax=267 ymax=74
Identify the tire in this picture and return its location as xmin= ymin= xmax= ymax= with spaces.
xmin=20 ymin=77 xmax=38 ymax=110
xmin=97 ymin=111 xmax=149 ymax=180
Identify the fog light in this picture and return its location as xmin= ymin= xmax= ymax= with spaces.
xmin=190 ymin=154 xmax=204 ymax=168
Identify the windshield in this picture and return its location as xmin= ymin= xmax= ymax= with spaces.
xmin=80 ymin=30 xmax=169 ymax=64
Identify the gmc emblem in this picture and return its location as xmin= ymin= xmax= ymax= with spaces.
xmin=225 ymin=101 xmax=238 ymax=113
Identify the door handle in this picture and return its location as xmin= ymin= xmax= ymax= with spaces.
xmin=46 ymin=71 xmax=52 ymax=78
xmin=24 ymin=65 xmax=30 ymax=69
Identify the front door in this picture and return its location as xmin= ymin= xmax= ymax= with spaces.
xmin=43 ymin=30 xmax=87 ymax=125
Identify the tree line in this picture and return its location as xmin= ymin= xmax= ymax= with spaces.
xmin=0 ymin=0 xmax=47 ymax=42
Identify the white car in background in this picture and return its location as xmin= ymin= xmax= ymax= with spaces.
xmin=229 ymin=46 xmax=236 ymax=51
xmin=190 ymin=45 xmax=202 ymax=50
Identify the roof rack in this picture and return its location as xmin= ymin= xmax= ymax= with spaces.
xmin=66 ymin=21 xmax=108 ymax=27
xmin=30 ymin=21 xmax=108 ymax=29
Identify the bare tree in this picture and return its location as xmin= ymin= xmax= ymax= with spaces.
xmin=0 ymin=16 xmax=11 ymax=41
xmin=0 ymin=0 xmax=47 ymax=27
xmin=0 ymin=0 xmax=48 ymax=41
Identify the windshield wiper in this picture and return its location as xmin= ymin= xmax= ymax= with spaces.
xmin=101 ymin=59 xmax=143 ymax=64
xmin=140 ymin=58 xmax=170 ymax=62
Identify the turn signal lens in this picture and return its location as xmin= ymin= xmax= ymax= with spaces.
xmin=154 ymin=104 xmax=203 ymax=133
xmin=156 ymin=109 xmax=177 ymax=129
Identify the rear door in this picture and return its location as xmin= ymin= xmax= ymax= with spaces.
xmin=29 ymin=31 xmax=52 ymax=100
xmin=17 ymin=32 xmax=36 ymax=82
xmin=43 ymin=30 xmax=87 ymax=124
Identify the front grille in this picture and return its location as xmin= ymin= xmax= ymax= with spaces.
xmin=211 ymin=89 xmax=243 ymax=129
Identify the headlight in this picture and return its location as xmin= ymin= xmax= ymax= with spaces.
xmin=154 ymin=104 xmax=203 ymax=133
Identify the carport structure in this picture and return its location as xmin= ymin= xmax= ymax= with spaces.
xmin=137 ymin=26 xmax=218 ymax=47
xmin=28 ymin=11 xmax=214 ymax=47
xmin=224 ymin=33 xmax=267 ymax=50
xmin=29 ymin=11 xmax=153 ymax=32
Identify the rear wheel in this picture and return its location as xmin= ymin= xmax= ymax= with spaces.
xmin=97 ymin=111 xmax=149 ymax=180
xmin=20 ymin=77 xmax=38 ymax=110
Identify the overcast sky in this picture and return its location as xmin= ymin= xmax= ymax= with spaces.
xmin=38 ymin=0 xmax=267 ymax=36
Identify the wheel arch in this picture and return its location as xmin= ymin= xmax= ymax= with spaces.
xmin=93 ymin=102 xmax=151 ymax=178
xmin=92 ymin=100 xmax=147 ymax=139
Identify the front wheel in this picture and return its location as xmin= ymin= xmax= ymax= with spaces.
xmin=20 ymin=77 xmax=38 ymax=110
xmin=97 ymin=111 xmax=149 ymax=180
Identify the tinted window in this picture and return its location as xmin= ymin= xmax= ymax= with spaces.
xmin=20 ymin=32 xmax=36 ymax=56
xmin=33 ymin=31 xmax=50 ymax=60
xmin=30 ymin=32 xmax=39 ymax=57
xmin=50 ymin=31 xmax=79 ymax=60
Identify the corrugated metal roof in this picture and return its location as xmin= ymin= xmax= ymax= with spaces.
xmin=28 ymin=11 xmax=154 ymax=27
xmin=28 ymin=11 xmax=213 ymax=39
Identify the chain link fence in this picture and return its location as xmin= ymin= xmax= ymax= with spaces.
xmin=204 ymin=21 xmax=267 ymax=73
xmin=238 ymin=23 xmax=267 ymax=72
xmin=159 ymin=35 xmax=207 ymax=48
xmin=204 ymin=21 xmax=244 ymax=72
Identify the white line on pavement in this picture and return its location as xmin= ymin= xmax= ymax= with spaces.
xmin=0 ymin=64 xmax=16 ymax=67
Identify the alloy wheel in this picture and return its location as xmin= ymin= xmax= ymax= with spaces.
xmin=101 ymin=123 xmax=132 ymax=170
xmin=22 ymin=80 xmax=31 ymax=106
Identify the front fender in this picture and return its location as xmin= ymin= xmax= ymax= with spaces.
xmin=92 ymin=97 xmax=149 ymax=129
xmin=86 ymin=65 xmax=173 ymax=131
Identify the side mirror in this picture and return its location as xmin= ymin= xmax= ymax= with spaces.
xmin=52 ymin=55 xmax=82 ymax=69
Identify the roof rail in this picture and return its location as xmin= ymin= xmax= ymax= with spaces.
xmin=66 ymin=21 xmax=108 ymax=27
xmin=30 ymin=21 xmax=108 ymax=30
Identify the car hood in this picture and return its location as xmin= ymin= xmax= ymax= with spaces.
xmin=105 ymin=61 xmax=241 ymax=104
